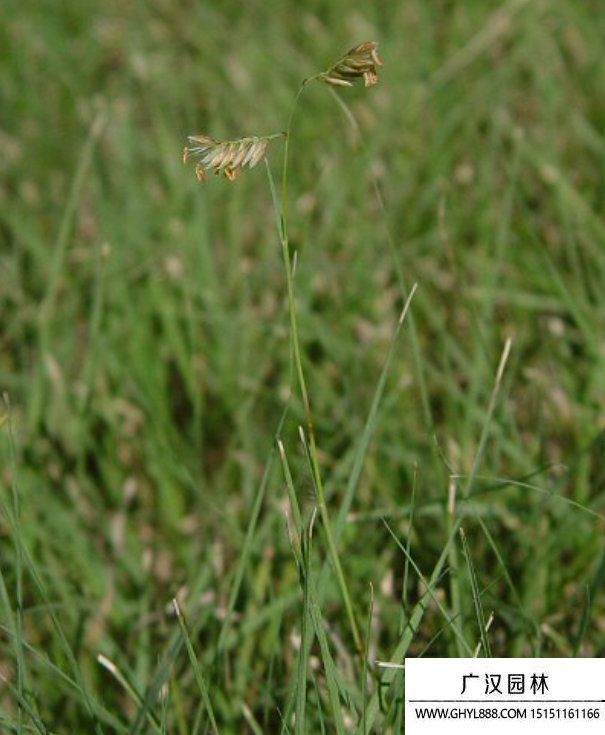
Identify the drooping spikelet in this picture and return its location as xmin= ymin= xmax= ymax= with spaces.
xmin=182 ymin=134 xmax=276 ymax=183
xmin=318 ymin=41 xmax=383 ymax=88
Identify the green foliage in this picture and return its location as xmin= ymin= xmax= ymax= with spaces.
xmin=1 ymin=0 xmax=604 ymax=731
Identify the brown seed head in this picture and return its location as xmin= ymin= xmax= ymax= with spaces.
xmin=318 ymin=41 xmax=383 ymax=89
xmin=182 ymin=134 xmax=276 ymax=183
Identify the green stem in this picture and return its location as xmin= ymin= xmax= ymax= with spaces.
xmin=279 ymin=80 xmax=363 ymax=656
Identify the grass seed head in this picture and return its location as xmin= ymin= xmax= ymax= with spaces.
xmin=182 ymin=134 xmax=273 ymax=183
xmin=318 ymin=40 xmax=383 ymax=88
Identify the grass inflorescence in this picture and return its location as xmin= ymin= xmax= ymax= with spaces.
xmin=1 ymin=0 xmax=605 ymax=732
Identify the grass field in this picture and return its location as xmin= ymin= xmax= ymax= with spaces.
xmin=1 ymin=0 xmax=605 ymax=732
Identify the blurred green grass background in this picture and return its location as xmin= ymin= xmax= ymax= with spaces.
xmin=1 ymin=0 xmax=605 ymax=731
